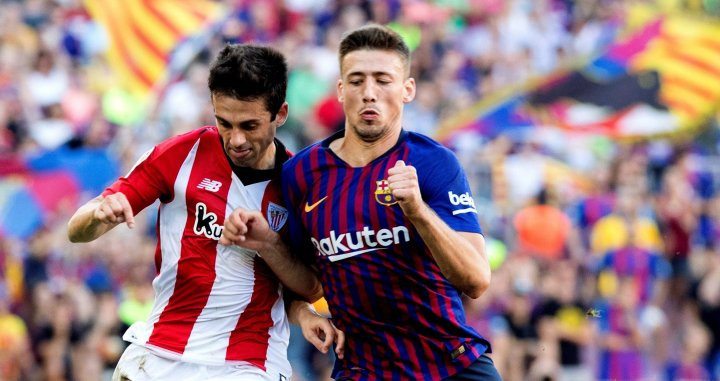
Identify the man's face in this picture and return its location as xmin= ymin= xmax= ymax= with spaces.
xmin=337 ymin=49 xmax=415 ymax=142
xmin=212 ymin=94 xmax=287 ymax=169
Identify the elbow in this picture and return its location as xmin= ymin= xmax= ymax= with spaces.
xmin=464 ymin=270 xmax=491 ymax=299
xmin=299 ymin=281 xmax=324 ymax=304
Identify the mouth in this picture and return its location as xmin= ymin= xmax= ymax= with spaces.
xmin=229 ymin=147 xmax=251 ymax=161
xmin=360 ymin=109 xmax=379 ymax=121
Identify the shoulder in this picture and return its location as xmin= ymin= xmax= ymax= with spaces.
xmin=154 ymin=125 xmax=216 ymax=156
xmin=405 ymin=131 xmax=462 ymax=171
xmin=282 ymin=141 xmax=323 ymax=175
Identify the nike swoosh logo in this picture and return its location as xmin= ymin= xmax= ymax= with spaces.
xmin=304 ymin=196 xmax=328 ymax=212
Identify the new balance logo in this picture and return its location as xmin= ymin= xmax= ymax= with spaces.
xmin=197 ymin=178 xmax=222 ymax=192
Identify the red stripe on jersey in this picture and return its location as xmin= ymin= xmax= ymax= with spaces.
xmin=225 ymin=259 xmax=280 ymax=366
xmin=147 ymin=133 xmax=232 ymax=353
xmin=309 ymin=148 xmax=322 ymax=240
xmin=154 ymin=214 xmax=162 ymax=274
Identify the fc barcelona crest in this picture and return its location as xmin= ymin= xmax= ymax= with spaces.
xmin=267 ymin=202 xmax=289 ymax=232
xmin=375 ymin=179 xmax=397 ymax=206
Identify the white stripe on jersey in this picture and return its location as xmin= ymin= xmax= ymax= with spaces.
xmin=266 ymin=287 xmax=290 ymax=377
xmin=124 ymin=139 xmax=200 ymax=346
xmin=182 ymin=174 xmax=259 ymax=362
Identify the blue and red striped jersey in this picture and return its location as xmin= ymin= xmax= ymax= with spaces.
xmin=282 ymin=130 xmax=491 ymax=380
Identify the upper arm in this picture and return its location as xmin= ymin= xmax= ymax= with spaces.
xmin=416 ymin=147 xmax=482 ymax=234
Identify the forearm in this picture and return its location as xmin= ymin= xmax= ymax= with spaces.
xmin=407 ymin=204 xmax=491 ymax=298
xmin=260 ymin=232 xmax=323 ymax=302
xmin=67 ymin=197 xmax=117 ymax=242
xmin=286 ymin=298 xmax=317 ymax=325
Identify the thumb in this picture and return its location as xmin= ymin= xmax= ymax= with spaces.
xmin=394 ymin=160 xmax=406 ymax=168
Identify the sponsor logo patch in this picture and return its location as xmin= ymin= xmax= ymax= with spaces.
xmin=448 ymin=191 xmax=477 ymax=215
xmin=311 ymin=226 xmax=410 ymax=262
xmin=194 ymin=202 xmax=222 ymax=239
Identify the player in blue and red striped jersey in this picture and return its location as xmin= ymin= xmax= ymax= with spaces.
xmin=280 ymin=24 xmax=500 ymax=380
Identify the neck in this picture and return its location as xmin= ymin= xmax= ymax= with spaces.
xmin=331 ymin=125 xmax=402 ymax=167
xmin=255 ymin=141 xmax=277 ymax=170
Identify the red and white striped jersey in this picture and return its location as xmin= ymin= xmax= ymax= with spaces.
xmin=103 ymin=126 xmax=292 ymax=377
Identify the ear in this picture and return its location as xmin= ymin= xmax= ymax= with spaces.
xmin=336 ymin=79 xmax=344 ymax=103
xmin=274 ymin=102 xmax=289 ymax=127
xmin=403 ymin=77 xmax=416 ymax=103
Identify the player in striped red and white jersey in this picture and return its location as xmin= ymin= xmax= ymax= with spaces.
xmin=68 ymin=44 xmax=342 ymax=381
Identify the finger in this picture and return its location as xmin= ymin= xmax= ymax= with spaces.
xmin=304 ymin=330 xmax=328 ymax=354
xmin=334 ymin=325 xmax=345 ymax=359
xmin=118 ymin=195 xmax=135 ymax=228
xmin=94 ymin=205 xmax=110 ymax=223
xmin=320 ymin=324 xmax=335 ymax=353
xmin=229 ymin=211 xmax=248 ymax=235
xmin=99 ymin=203 xmax=117 ymax=223
xmin=108 ymin=197 xmax=128 ymax=222
xmin=223 ymin=219 xmax=240 ymax=236
xmin=390 ymin=178 xmax=417 ymax=189
xmin=245 ymin=210 xmax=270 ymax=232
xmin=394 ymin=160 xmax=406 ymax=168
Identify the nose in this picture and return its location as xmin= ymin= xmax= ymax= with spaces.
xmin=362 ymin=82 xmax=377 ymax=103
xmin=229 ymin=128 xmax=247 ymax=147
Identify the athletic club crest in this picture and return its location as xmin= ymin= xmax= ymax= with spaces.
xmin=267 ymin=202 xmax=289 ymax=232
xmin=375 ymin=179 xmax=397 ymax=206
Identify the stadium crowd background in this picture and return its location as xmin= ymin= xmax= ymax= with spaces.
xmin=1 ymin=0 xmax=720 ymax=380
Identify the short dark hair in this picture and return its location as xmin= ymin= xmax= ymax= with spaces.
xmin=338 ymin=24 xmax=410 ymax=74
xmin=208 ymin=44 xmax=288 ymax=121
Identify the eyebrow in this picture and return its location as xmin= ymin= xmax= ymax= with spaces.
xmin=347 ymin=71 xmax=394 ymax=77
xmin=215 ymin=115 xmax=231 ymax=125
xmin=215 ymin=115 xmax=261 ymax=125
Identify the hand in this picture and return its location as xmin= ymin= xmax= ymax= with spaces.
xmin=387 ymin=160 xmax=424 ymax=217
xmin=297 ymin=307 xmax=345 ymax=359
xmin=94 ymin=193 xmax=135 ymax=228
xmin=220 ymin=208 xmax=273 ymax=251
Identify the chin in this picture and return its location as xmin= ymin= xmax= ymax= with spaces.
xmin=354 ymin=125 xmax=387 ymax=142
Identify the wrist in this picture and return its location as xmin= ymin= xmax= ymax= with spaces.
xmin=259 ymin=230 xmax=282 ymax=256
xmin=404 ymin=201 xmax=431 ymax=221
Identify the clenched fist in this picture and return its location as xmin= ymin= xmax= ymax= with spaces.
xmin=94 ymin=192 xmax=135 ymax=228
xmin=387 ymin=160 xmax=424 ymax=218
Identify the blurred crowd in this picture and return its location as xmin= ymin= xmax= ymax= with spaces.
xmin=1 ymin=0 xmax=719 ymax=380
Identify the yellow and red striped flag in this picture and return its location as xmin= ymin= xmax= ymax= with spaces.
xmin=85 ymin=0 xmax=225 ymax=98
xmin=630 ymin=13 xmax=720 ymax=127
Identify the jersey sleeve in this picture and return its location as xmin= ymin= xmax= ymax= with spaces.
xmin=102 ymin=136 xmax=189 ymax=214
xmin=281 ymin=161 xmax=317 ymax=265
xmin=416 ymin=146 xmax=482 ymax=234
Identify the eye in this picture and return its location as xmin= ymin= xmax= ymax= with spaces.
xmin=242 ymin=123 xmax=259 ymax=131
